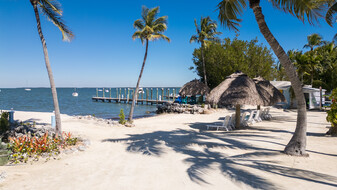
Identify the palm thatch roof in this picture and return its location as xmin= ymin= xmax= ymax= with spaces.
xmin=179 ymin=79 xmax=210 ymax=96
xmin=253 ymin=77 xmax=286 ymax=105
xmin=206 ymin=72 xmax=266 ymax=106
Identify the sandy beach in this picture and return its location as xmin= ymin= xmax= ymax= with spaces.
xmin=1 ymin=108 xmax=337 ymax=190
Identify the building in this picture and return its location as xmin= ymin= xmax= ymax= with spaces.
xmin=270 ymin=81 xmax=326 ymax=109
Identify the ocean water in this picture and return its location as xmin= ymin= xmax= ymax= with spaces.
xmin=0 ymin=88 xmax=179 ymax=119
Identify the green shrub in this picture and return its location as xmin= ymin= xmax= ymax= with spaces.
xmin=0 ymin=112 xmax=10 ymax=135
xmin=119 ymin=109 xmax=126 ymax=125
xmin=326 ymin=88 xmax=337 ymax=135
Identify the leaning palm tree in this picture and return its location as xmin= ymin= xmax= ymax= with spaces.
xmin=325 ymin=2 xmax=337 ymax=42
xmin=217 ymin=0 xmax=327 ymax=156
xmin=303 ymin=33 xmax=326 ymax=51
xmin=190 ymin=17 xmax=221 ymax=86
xmin=128 ymin=6 xmax=170 ymax=122
xmin=30 ymin=0 xmax=74 ymax=136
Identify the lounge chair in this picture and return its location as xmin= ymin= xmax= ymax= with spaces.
xmin=246 ymin=110 xmax=256 ymax=125
xmin=241 ymin=111 xmax=250 ymax=127
xmin=206 ymin=115 xmax=231 ymax=131
xmin=228 ymin=114 xmax=236 ymax=130
xmin=263 ymin=108 xmax=272 ymax=120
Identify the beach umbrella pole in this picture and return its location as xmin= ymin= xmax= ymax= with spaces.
xmin=236 ymin=104 xmax=241 ymax=129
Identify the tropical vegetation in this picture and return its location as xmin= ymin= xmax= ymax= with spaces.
xmin=190 ymin=37 xmax=276 ymax=89
xmin=287 ymin=34 xmax=337 ymax=91
xmin=326 ymin=88 xmax=337 ymax=135
xmin=216 ymin=0 xmax=328 ymax=156
xmin=190 ymin=17 xmax=221 ymax=87
xmin=29 ymin=0 xmax=74 ymax=136
xmin=128 ymin=6 xmax=170 ymax=122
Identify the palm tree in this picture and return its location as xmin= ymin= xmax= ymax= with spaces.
xmin=30 ymin=0 xmax=74 ymax=136
xmin=217 ymin=0 xmax=326 ymax=156
xmin=190 ymin=17 xmax=221 ymax=86
xmin=128 ymin=6 xmax=170 ymax=122
xmin=303 ymin=33 xmax=326 ymax=51
xmin=325 ymin=2 xmax=337 ymax=42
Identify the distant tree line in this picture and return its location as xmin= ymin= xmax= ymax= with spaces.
xmin=190 ymin=38 xmax=276 ymax=89
xmin=285 ymin=34 xmax=337 ymax=92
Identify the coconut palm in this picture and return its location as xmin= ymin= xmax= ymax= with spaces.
xmin=190 ymin=17 xmax=221 ymax=86
xmin=325 ymin=2 xmax=337 ymax=42
xmin=128 ymin=6 xmax=170 ymax=122
xmin=217 ymin=0 xmax=326 ymax=156
xmin=303 ymin=33 xmax=326 ymax=51
xmin=30 ymin=0 xmax=74 ymax=136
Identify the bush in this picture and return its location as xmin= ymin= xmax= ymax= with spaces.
xmin=119 ymin=109 xmax=126 ymax=125
xmin=326 ymin=88 xmax=337 ymax=135
xmin=7 ymin=131 xmax=78 ymax=164
xmin=0 ymin=112 xmax=10 ymax=136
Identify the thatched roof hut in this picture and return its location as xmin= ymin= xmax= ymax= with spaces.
xmin=253 ymin=76 xmax=286 ymax=105
xmin=206 ymin=72 xmax=266 ymax=106
xmin=179 ymin=79 xmax=210 ymax=96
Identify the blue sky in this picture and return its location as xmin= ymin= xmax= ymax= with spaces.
xmin=0 ymin=0 xmax=335 ymax=88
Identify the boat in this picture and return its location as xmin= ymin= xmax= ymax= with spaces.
xmin=98 ymin=89 xmax=103 ymax=92
xmin=105 ymin=89 xmax=109 ymax=93
xmin=72 ymin=88 xmax=78 ymax=97
xmin=25 ymin=88 xmax=31 ymax=91
xmin=138 ymin=88 xmax=144 ymax=93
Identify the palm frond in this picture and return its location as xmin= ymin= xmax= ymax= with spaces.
xmin=132 ymin=31 xmax=145 ymax=44
xmin=270 ymin=0 xmax=326 ymax=25
xmin=153 ymin=23 xmax=167 ymax=33
xmin=217 ymin=0 xmax=246 ymax=31
xmin=134 ymin=19 xmax=145 ymax=30
xmin=150 ymin=34 xmax=171 ymax=42
xmin=326 ymin=2 xmax=337 ymax=26
xmin=38 ymin=0 xmax=74 ymax=41
xmin=190 ymin=35 xmax=199 ymax=43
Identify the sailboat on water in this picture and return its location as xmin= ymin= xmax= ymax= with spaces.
xmin=72 ymin=88 xmax=78 ymax=97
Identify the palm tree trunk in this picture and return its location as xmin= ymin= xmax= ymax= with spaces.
xmin=31 ymin=1 xmax=62 ymax=136
xmin=200 ymin=46 xmax=207 ymax=86
xmin=129 ymin=39 xmax=149 ymax=122
xmin=250 ymin=2 xmax=308 ymax=156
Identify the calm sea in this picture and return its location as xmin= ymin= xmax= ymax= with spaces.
xmin=0 ymin=88 xmax=179 ymax=119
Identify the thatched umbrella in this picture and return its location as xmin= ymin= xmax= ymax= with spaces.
xmin=179 ymin=79 xmax=210 ymax=96
xmin=206 ymin=72 xmax=267 ymax=129
xmin=253 ymin=76 xmax=286 ymax=107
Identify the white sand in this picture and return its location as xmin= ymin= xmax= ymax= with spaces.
xmin=1 ymin=108 xmax=337 ymax=190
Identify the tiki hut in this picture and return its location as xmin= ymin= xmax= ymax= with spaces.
xmin=179 ymin=79 xmax=210 ymax=96
xmin=253 ymin=76 xmax=286 ymax=106
xmin=206 ymin=72 xmax=267 ymax=129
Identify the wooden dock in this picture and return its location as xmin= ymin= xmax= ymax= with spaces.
xmin=92 ymin=97 xmax=170 ymax=105
xmin=92 ymin=87 xmax=179 ymax=105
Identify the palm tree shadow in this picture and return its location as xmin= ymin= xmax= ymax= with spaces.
xmin=102 ymin=127 xmax=337 ymax=189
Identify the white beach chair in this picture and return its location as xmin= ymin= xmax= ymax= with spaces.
xmin=228 ymin=114 xmax=236 ymax=130
xmin=263 ymin=107 xmax=272 ymax=120
xmin=241 ymin=111 xmax=250 ymax=127
xmin=254 ymin=110 xmax=262 ymax=122
xmin=260 ymin=108 xmax=266 ymax=120
xmin=247 ymin=110 xmax=256 ymax=125
xmin=206 ymin=115 xmax=231 ymax=131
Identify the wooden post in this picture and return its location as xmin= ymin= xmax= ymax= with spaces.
xmin=161 ymin=88 xmax=164 ymax=101
xmin=103 ymin=88 xmax=105 ymax=98
xmin=96 ymin=88 xmax=98 ymax=97
xmin=146 ymin=88 xmax=149 ymax=102
xmin=127 ymin=88 xmax=130 ymax=103
xmin=168 ymin=88 xmax=170 ymax=101
xmin=116 ymin=88 xmax=118 ymax=98
xmin=173 ymin=89 xmax=176 ymax=102
xmin=156 ymin=88 xmax=158 ymax=103
xmin=151 ymin=88 xmax=153 ymax=100
xmin=109 ymin=88 xmax=111 ymax=98
xmin=235 ymin=104 xmax=241 ymax=129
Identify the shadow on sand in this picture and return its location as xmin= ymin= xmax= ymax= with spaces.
xmin=102 ymin=123 xmax=337 ymax=189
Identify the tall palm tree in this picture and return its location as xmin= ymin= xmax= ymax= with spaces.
xmin=30 ymin=0 xmax=74 ymax=136
xmin=217 ymin=0 xmax=326 ymax=156
xmin=325 ymin=2 xmax=337 ymax=42
xmin=190 ymin=17 xmax=221 ymax=86
xmin=128 ymin=6 xmax=170 ymax=122
xmin=303 ymin=33 xmax=326 ymax=51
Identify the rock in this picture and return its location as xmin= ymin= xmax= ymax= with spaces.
xmin=63 ymin=149 xmax=73 ymax=154
xmin=78 ymin=146 xmax=86 ymax=151
xmin=125 ymin=123 xmax=135 ymax=127
xmin=41 ymin=153 xmax=49 ymax=158
xmin=83 ymin=140 xmax=91 ymax=146
xmin=0 ymin=171 xmax=7 ymax=183
xmin=71 ymin=147 xmax=78 ymax=153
